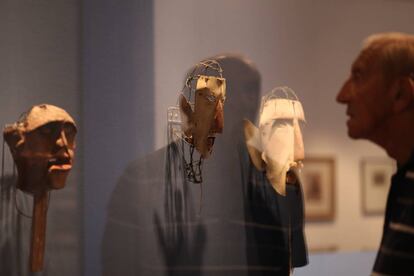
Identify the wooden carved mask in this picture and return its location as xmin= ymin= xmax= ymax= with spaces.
xmin=3 ymin=104 xmax=77 ymax=194
xmin=179 ymin=75 xmax=226 ymax=158
xmin=3 ymin=104 xmax=77 ymax=272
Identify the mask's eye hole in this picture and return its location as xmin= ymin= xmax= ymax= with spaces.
xmin=38 ymin=122 xmax=61 ymax=138
xmin=206 ymin=94 xmax=216 ymax=103
xmin=63 ymin=123 xmax=77 ymax=143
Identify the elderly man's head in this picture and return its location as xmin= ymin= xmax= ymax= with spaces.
xmin=336 ymin=32 xmax=414 ymax=141
xmin=3 ymin=104 xmax=77 ymax=194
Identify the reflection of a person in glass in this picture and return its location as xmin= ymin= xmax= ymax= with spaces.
xmin=336 ymin=32 xmax=414 ymax=275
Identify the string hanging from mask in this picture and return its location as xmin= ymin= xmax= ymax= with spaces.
xmin=1 ymin=133 xmax=29 ymax=275
xmin=1 ymin=139 xmax=4 ymax=199
xmin=1 ymin=134 xmax=34 ymax=220
xmin=1 ymin=139 xmax=5 ymax=219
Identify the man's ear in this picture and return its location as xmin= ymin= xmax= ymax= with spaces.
xmin=179 ymin=94 xmax=193 ymax=136
xmin=3 ymin=124 xmax=24 ymax=154
xmin=392 ymin=76 xmax=414 ymax=113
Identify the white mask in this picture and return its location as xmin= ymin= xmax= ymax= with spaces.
xmin=244 ymin=88 xmax=305 ymax=196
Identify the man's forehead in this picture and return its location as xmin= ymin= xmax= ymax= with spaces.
xmin=22 ymin=104 xmax=76 ymax=132
xmin=352 ymin=49 xmax=380 ymax=72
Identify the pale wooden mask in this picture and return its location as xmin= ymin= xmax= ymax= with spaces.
xmin=244 ymin=88 xmax=305 ymax=196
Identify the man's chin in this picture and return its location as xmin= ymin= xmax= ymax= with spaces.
xmin=347 ymin=121 xmax=363 ymax=139
xmin=348 ymin=129 xmax=358 ymax=139
xmin=347 ymin=126 xmax=368 ymax=140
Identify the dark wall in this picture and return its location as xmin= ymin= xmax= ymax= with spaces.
xmin=82 ymin=1 xmax=154 ymax=275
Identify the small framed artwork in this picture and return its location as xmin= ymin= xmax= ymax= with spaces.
xmin=301 ymin=157 xmax=335 ymax=221
xmin=361 ymin=158 xmax=396 ymax=215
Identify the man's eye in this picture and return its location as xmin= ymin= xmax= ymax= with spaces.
xmin=351 ymin=70 xmax=363 ymax=81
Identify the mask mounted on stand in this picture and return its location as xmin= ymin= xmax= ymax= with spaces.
xmin=169 ymin=59 xmax=226 ymax=183
xmin=3 ymin=104 xmax=77 ymax=272
xmin=243 ymin=87 xmax=305 ymax=196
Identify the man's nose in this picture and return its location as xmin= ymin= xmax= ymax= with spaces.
xmin=336 ymin=79 xmax=352 ymax=104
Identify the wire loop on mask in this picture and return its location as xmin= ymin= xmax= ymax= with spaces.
xmin=261 ymin=86 xmax=299 ymax=111
xmin=182 ymin=59 xmax=223 ymax=104
xmin=259 ymin=86 xmax=304 ymax=124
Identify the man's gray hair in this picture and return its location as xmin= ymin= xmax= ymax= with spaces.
xmin=362 ymin=32 xmax=414 ymax=82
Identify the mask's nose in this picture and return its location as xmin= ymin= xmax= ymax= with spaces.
xmin=56 ymin=129 xmax=70 ymax=156
xmin=56 ymin=129 xmax=67 ymax=147
xmin=211 ymin=101 xmax=224 ymax=133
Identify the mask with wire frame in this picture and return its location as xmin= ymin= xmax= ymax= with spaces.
xmin=2 ymin=104 xmax=77 ymax=272
xmin=243 ymin=86 xmax=305 ymax=196
xmin=167 ymin=59 xmax=226 ymax=183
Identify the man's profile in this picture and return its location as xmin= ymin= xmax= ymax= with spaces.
xmin=337 ymin=32 xmax=414 ymax=275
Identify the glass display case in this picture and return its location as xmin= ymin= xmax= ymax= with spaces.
xmin=1 ymin=1 xmax=414 ymax=275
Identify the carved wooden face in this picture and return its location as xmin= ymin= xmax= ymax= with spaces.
xmin=4 ymin=104 xmax=77 ymax=194
xmin=180 ymin=75 xmax=226 ymax=158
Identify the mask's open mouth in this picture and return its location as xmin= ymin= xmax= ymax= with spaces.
xmin=207 ymin=135 xmax=216 ymax=148
xmin=48 ymin=157 xmax=72 ymax=172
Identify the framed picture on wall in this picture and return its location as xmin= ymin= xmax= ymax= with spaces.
xmin=301 ymin=157 xmax=335 ymax=221
xmin=361 ymin=157 xmax=396 ymax=215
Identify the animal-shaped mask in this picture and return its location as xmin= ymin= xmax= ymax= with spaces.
xmin=244 ymin=87 xmax=305 ymax=195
